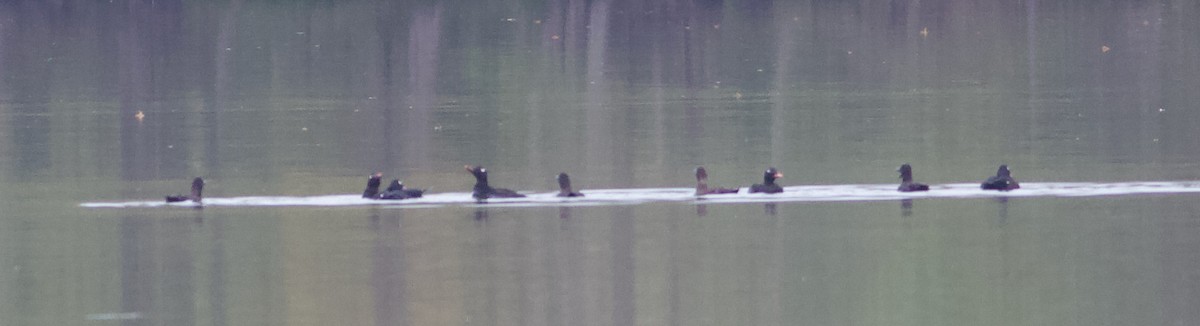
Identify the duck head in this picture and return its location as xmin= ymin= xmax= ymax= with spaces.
xmin=190 ymin=177 xmax=205 ymax=202
xmin=763 ymin=167 xmax=783 ymax=184
xmin=557 ymin=172 xmax=573 ymax=191
xmin=465 ymin=165 xmax=489 ymax=185
xmin=694 ymin=166 xmax=709 ymax=181
xmin=997 ymin=165 xmax=1011 ymax=177
xmin=897 ymin=164 xmax=914 ymax=182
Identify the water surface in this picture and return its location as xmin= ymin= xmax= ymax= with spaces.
xmin=3 ymin=0 xmax=1200 ymax=325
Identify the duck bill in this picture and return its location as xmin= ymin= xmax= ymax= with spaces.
xmin=774 ymin=172 xmax=784 ymax=179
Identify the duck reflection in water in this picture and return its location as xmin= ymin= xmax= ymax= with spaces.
xmin=995 ymin=197 xmax=1009 ymax=226
xmin=764 ymin=203 xmax=777 ymax=216
xmin=473 ymin=207 xmax=489 ymax=223
xmin=900 ymin=199 xmax=913 ymax=217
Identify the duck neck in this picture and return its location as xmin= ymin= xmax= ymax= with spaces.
xmin=474 ymin=178 xmax=492 ymax=193
xmin=191 ymin=184 xmax=203 ymax=201
xmin=558 ymin=178 xmax=571 ymax=194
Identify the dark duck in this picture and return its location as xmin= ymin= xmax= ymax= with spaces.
xmin=166 ymin=177 xmax=204 ymax=203
xmin=378 ymin=179 xmax=425 ymax=200
xmin=981 ymin=164 xmax=1020 ymax=191
xmin=694 ymin=166 xmax=739 ymax=196
xmin=896 ymin=164 xmax=930 ymax=192
xmin=362 ymin=172 xmax=383 ymax=198
xmin=556 ymin=172 xmax=584 ymax=197
xmin=749 ymin=167 xmax=784 ymax=194
xmin=466 ymin=165 xmax=526 ymax=200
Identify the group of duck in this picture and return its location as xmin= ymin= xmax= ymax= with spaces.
xmin=360 ymin=165 xmax=581 ymax=201
xmin=165 ymin=163 xmax=1020 ymax=204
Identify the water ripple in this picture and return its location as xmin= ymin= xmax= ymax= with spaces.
xmin=79 ymin=181 xmax=1200 ymax=209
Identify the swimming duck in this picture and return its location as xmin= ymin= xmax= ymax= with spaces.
xmin=897 ymin=164 xmax=930 ymax=192
xmin=695 ymin=166 xmax=739 ymax=196
xmin=166 ymin=177 xmax=204 ymax=203
xmin=466 ymin=165 xmax=526 ymax=200
xmin=378 ymin=179 xmax=424 ymax=200
xmin=981 ymin=164 xmax=1020 ymax=191
xmin=556 ymin=172 xmax=584 ymax=197
xmin=362 ymin=172 xmax=383 ymax=198
xmin=749 ymin=167 xmax=784 ymax=194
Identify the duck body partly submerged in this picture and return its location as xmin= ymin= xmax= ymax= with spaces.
xmin=166 ymin=177 xmax=205 ymax=203
xmin=556 ymin=173 xmax=584 ymax=197
xmin=749 ymin=167 xmax=784 ymax=194
xmin=378 ymin=179 xmax=425 ymax=200
xmin=981 ymin=165 xmax=1020 ymax=191
xmin=466 ymin=165 xmax=526 ymax=200
xmin=695 ymin=166 xmax=739 ymax=196
xmin=896 ymin=164 xmax=930 ymax=192
xmin=362 ymin=172 xmax=383 ymax=198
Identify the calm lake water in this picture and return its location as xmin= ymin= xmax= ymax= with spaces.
xmin=4 ymin=0 xmax=1200 ymax=325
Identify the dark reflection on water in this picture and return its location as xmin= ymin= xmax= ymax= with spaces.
xmin=120 ymin=214 xmax=198 ymax=326
xmin=473 ymin=207 xmax=489 ymax=222
xmin=9 ymin=194 xmax=1200 ymax=325
xmin=900 ymin=199 xmax=913 ymax=217
xmin=0 ymin=0 xmax=1196 ymax=184
xmin=4 ymin=0 xmax=1200 ymax=325
xmin=369 ymin=209 xmax=408 ymax=326
xmin=548 ymin=209 xmax=573 ymax=325
xmin=994 ymin=197 xmax=1010 ymax=226
xmin=206 ymin=213 xmax=227 ymax=326
xmin=0 ymin=3 xmax=51 ymax=180
xmin=610 ymin=207 xmax=636 ymax=326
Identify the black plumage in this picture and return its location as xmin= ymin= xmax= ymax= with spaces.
xmin=466 ymin=165 xmax=526 ymax=200
xmin=166 ymin=177 xmax=204 ymax=203
xmin=749 ymin=167 xmax=784 ymax=194
xmin=981 ymin=165 xmax=1020 ymax=191
xmin=694 ymin=166 xmax=739 ymax=196
xmin=556 ymin=173 xmax=584 ymax=197
xmin=897 ymin=164 xmax=930 ymax=192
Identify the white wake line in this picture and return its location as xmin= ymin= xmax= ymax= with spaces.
xmin=80 ymin=181 xmax=1200 ymax=209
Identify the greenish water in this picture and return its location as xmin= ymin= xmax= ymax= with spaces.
xmin=3 ymin=0 xmax=1200 ymax=325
